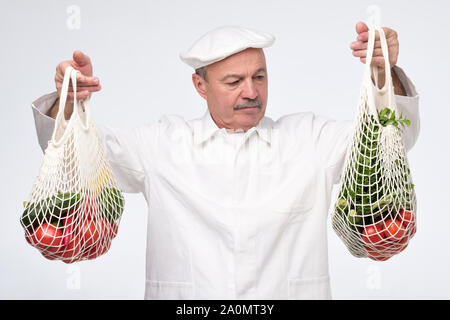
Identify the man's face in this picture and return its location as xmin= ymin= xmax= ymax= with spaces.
xmin=192 ymin=48 xmax=268 ymax=131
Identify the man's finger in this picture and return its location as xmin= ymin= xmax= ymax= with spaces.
xmin=357 ymin=28 xmax=396 ymax=42
xmin=66 ymin=84 xmax=102 ymax=93
xmin=66 ymin=90 xmax=92 ymax=100
xmin=55 ymin=61 xmax=95 ymax=79
xmin=381 ymin=27 xmax=396 ymax=40
xmin=355 ymin=21 xmax=369 ymax=34
xmin=352 ymin=48 xmax=383 ymax=58
xmin=55 ymin=62 xmax=72 ymax=78
xmin=76 ymin=73 xmax=99 ymax=86
xmin=73 ymin=50 xmax=91 ymax=67
xmin=77 ymin=90 xmax=92 ymax=100
xmin=358 ymin=30 xmax=382 ymax=41
xmin=350 ymin=40 xmax=382 ymax=50
xmin=56 ymin=72 xmax=99 ymax=86
xmin=350 ymin=37 xmax=397 ymax=50
xmin=360 ymin=57 xmax=387 ymax=68
xmin=357 ymin=31 xmax=377 ymax=42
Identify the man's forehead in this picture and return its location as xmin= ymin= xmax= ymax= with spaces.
xmin=209 ymin=48 xmax=267 ymax=73
xmin=219 ymin=67 xmax=267 ymax=81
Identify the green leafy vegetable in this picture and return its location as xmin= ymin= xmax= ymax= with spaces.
xmin=21 ymin=192 xmax=82 ymax=230
xmin=336 ymin=107 xmax=414 ymax=229
xmin=99 ymin=187 xmax=125 ymax=224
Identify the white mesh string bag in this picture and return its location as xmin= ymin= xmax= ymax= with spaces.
xmin=331 ymin=28 xmax=416 ymax=261
xmin=21 ymin=66 xmax=125 ymax=263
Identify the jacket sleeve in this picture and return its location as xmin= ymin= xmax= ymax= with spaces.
xmin=31 ymin=92 xmax=147 ymax=194
xmin=315 ymin=66 xmax=420 ymax=185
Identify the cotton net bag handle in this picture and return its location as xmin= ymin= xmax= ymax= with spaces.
xmin=365 ymin=27 xmax=397 ymax=117
xmin=52 ymin=66 xmax=92 ymax=145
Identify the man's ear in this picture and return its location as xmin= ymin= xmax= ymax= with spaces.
xmin=192 ymin=73 xmax=208 ymax=100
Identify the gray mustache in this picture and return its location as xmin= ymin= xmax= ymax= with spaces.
xmin=234 ymin=99 xmax=262 ymax=110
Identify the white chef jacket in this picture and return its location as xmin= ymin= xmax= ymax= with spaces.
xmin=31 ymin=66 xmax=419 ymax=300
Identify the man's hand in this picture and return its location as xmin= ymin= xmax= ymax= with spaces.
xmin=50 ymin=50 xmax=101 ymax=119
xmin=350 ymin=22 xmax=399 ymax=69
xmin=349 ymin=22 xmax=405 ymax=95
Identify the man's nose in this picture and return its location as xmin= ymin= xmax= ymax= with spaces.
xmin=241 ymin=79 xmax=258 ymax=100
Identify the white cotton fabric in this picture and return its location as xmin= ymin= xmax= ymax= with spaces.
xmin=31 ymin=66 xmax=419 ymax=299
xmin=179 ymin=25 xmax=275 ymax=69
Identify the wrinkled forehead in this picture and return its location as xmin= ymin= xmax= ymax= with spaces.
xmin=207 ymin=48 xmax=267 ymax=77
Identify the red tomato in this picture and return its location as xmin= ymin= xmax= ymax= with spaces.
xmin=31 ymin=223 xmax=63 ymax=253
xmin=384 ymin=219 xmax=406 ymax=240
xmin=62 ymin=215 xmax=74 ymax=246
xmin=100 ymin=238 xmax=112 ymax=255
xmin=80 ymin=219 xmax=100 ymax=248
xmin=398 ymin=209 xmax=415 ymax=228
xmin=409 ymin=225 xmax=417 ymax=238
xmin=85 ymin=237 xmax=112 ymax=260
xmin=397 ymin=242 xmax=408 ymax=253
xmin=42 ymin=252 xmax=57 ymax=260
xmin=362 ymin=223 xmax=385 ymax=244
xmin=84 ymin=246 xmax=99 ymax=260
xmin=387 ymin=241 xmax=405 ymax=252
xmin=369 ymin=256 xmax=390 ymax=261
xmin=82 ymin=195 xmax=98 ymax=220
xmin=398 ymin=234 xmax=409 ymax=245
xmin=99 ymin=217 xmax=117 ymax=239
xmin=25 ymin=232 xmax=33 ymax=245
xmin=61 ymin=236 xmax=82 ymax=263
xmin=369 ymin=255 xmax=391 ymax=261
xmin=368 ymin=241 xmax=392 ymax=254
xmin=366 ymin=247 xmax=392 ymax=261
xmin=111 ymin=223 xmax=118 ymax=239
xmin=391 ymin=225 xmax=415 ymax=255
xmin=80 ymin=218 xmax=111 ymax=260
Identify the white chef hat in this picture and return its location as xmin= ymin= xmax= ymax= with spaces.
xmin=179 ymin=25 xmax=275 ymax=70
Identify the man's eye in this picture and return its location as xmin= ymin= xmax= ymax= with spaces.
xmin=228 ymin=80 xmax=240 ymax=86
xmin=255 ymin=75 xmax=265 ymax=80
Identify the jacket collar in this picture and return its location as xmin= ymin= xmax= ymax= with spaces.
xmin=193 ymin=109 xmax=273 ymax=146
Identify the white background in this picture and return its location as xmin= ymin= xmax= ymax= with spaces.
xmin=1 ymin=0 xmax=449 ymax=299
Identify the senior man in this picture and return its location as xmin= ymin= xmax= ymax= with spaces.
xmin=31 ymin=22 xmax=419 ymax=299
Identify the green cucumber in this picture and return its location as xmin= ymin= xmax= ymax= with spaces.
xmin=21 ymin=192 xmax=81 ymax=231
xmin=99 ymin=187 xmax=125 ymax=224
